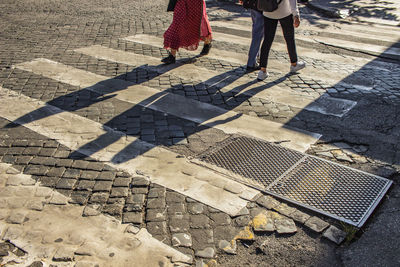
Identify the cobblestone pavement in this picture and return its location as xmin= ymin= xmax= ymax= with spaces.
xmin=0 ymin=0 xmax=399 ymax=266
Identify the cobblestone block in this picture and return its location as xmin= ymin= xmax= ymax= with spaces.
xmin=122 ymin=212 xmax=143 ymax=224
xmin=169 ymin=214 xmax=190 ymax=233
xmin=148 ymin=187 xmax=166 ymax=198
xmin=69 ymin=191 xmax=90 ymax=205
xmin=188 ymin=203 xmax=205 ymax=215
xmin=24 ymin=165 xmax=48 ymax=176
xmin=132 ymin=187 xmax=148 ymax=194
xmin=218 ymin=240 xmax=237 ymax=255
xmin=56 ymin=178 xmax=77 ymax=189
xmin=102 ymin=203 xmax=124 ymax=218
xmin=38 ymin=176 xmax=60 ymax=187
xmin=38 ymin=148 xmax=57 ymax=157
xmin=27 ymin=200 xmax=44 ymax=211
xmin=62 ymin=168 xmax=81 ymax=179
xmin=190 ymin=214 xmax=210 ymax=229
xmin=110 ymin=187 xmax=129 ymax=197
xmin=76 ymin=180 xmax=96 ymax=191
xmin=274 ymin=203 xmax=296 ymax=217
xmin=97 ymin=171 xmax=115 ymax=181
xmin=166 ymin=191 xmax=186 ymax=203
xmin=132 ymin=176 xmax=150 ymax=186
xmin=89 ymin=192 xmax=109 ymax=204
xmin=86 ymin=162 xmax=104 ymax=171
xmin=256 ymin=195 xmax=280 ymax=210
xmin=55 ymin=159 xmax=73 ymax=168
xmin=147 ymin=221 xmax=168 ymax=235
xmin=80 ymin=170 xmax=100 ymax=180
xmin=323 ymin=225 xmax=347 ymax=244
xmin=172 ymin=233 xmax=192 ymax=247
xmin=71 ymin=160 xmax=90 ymax=169
xmin=35 ymin=186 xmax=53 ymax=198
xmin=6 ymin=211 xmax=28 ymax=224
xmin=305 ymin=216 xmax=330 ymax=233
xmin=113 ymin=177 xmax=131 ymax=187
xmin=167 ymin=203 xmax=186 ymax=215
xmin=146 ymin=209 xmax=167 ymax=222
xmin=289 ymin=209 xmax=311 ymax=224
xmin=195 ymin=247 xmax=215 ymax=259
xmin=147 ymin=198 xmax=166 ymax=209
xmin=275 ymin=217 xmax=297 ymax=234
xmin=49 ymin=193 xmax=69 ymax=205
xmin=233 ymin=215 xmax=251 ymax=227
xmin=93 ymin=181 xmax=113 ymax=192
xmin=46 ymin=167 xmax=66 ymax=177
xmin=191 ymin=229 xmax=214 ymax=250
xmin=83 ymin=205 xmax=101 ymax=217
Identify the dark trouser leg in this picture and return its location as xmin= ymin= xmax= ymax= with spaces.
xmin=279 ymin=15 xmax=298 ymax=64
xmin=259 ymin=16 xmax=278 ymax=69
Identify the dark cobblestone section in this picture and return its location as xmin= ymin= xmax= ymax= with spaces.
xmin=0 ymin=241 xmax=26 ymax=265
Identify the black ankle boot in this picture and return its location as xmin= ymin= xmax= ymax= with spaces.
xmin=161 ymin=53 xmax=176 ymax=64
xmin=200 ymin=43 xmax=212 ymax=56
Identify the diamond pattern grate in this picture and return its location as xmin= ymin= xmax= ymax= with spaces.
xmin=199 ymin=136 xmax=392 ymax=227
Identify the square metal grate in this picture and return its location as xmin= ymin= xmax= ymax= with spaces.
xmin=199 ymin=136 xmax=392 ymax=227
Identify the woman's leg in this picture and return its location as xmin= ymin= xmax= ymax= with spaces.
xmin=259 ymin=16 xmax=278 ymax=72
xmin=247 ymin=9 xmax=264 ymax=68
xmin=279 ymin=15 xmax=297 ymax=65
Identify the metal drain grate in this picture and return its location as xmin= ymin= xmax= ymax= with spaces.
xmin=199 ymin=136 xmax=392 ymax=227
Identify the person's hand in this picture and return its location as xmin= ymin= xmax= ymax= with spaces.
xmin=293 ymin=15 xmax=300 ymax=28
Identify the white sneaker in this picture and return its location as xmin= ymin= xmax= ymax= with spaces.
xmin=290 ymin=61 xmax=306 ymax=73
xmin=257 ymin=70 xmax=269 ymax=81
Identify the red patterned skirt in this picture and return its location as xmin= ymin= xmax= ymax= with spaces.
xmin=163 ymin=0 xmax=212 ymax=51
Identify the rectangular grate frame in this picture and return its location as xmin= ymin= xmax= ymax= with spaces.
xmin=199 ymin=136 xmax=392 ymax=227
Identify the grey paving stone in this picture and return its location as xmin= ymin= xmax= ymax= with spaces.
xmin=167 ymin=203 xmax=186 ymax=215
xmin=122 ymin=212 xmax=143 ymax=224
xmin=97 ymin=171 xmax=115 ymax=181
xmin=110 ymin=187 xmax=129 ymax=197
xmin=146 ymin=209 xmax=167 ymax=222
xmin=69 ymin=191 xmax=90 ymax=205
xmin=93 ymin=181 xmax=113 ymax=192
xmin=190 ymin=214 xmax=210 ymax=229
xmin=147 ymin=221 xmax=168 ymax=235
xmin=210 ymin=213 xmax=231 ymax=226
xmin=62 ymin=168 xmax=81 ymax=179
xmin=113 ymin=177 xmax=131 ymax=187
xmin=166 ymin=191 xmax=185 ymax=203
xmin=188 ymin=203 xmax=205 ymax=215
xmin=195 ymin=247 xmax=215 ymax=259
xmin=191 ymin=229 xmax=214 ymax=250
xmin=172 ymin=233 xmax=192 ymax=247
xmin=80 ymin=170 xmax=100 ymax=180
xmin=56 ymin=178 xmax=77 ymax=189
xmin=89 ymin=192 xmax=109 ymax=204
xmin=169 ymin=214 xmax=190 ymax=233
xmin=148 ymin=187 xmax=166 ymax=198
xmin=76 ymin=180 xmax=96 ymax=191
xmin=147 ymin=198 xmax=166 ymax=209
xmin=233 ymin=215 xmax=251 ymax=227
xmin=256 ymin=195 xmax=280 ymax=209
xmin=102 ymin=203 xmax=124 ymax=218
xmin=323 ymin=225 xmax=347 ymax=244
xmin=132 ymin=176 xmax=150 ymax=186
xmin=289 ymin=209 xmax=311 ymax=224
xmin=305 ymin=216 xmax=330 ymax=233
